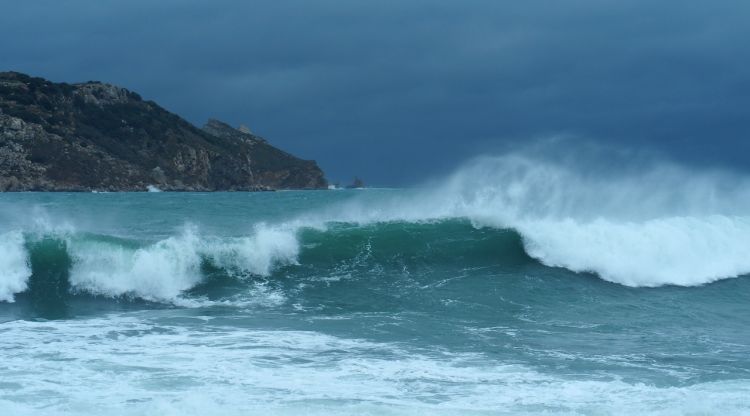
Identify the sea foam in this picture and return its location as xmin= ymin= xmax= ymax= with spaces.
xmin=67 ymin=153 xmax=749 ymax=291
xmin=313 ymin=153 xmax=750 ymax=287
xmin=67 ymin=225 xmax=299 ymax=303
xmin=0 ymin=231 xmax=30 ymax=302
xmin=517 ymin=216 xmax=750 ymax=286
xmin=2 ymin=151 xmax=750 ymax=301
xmin=69 ymin=228 xmax=205 ymax=302
xmin=0 ymin=221 xmax=300 ymax=304
xmin=439 ymin=155 xmax=750 ymax=287
xmin=2 ymin=317 xmax=749 ymax=416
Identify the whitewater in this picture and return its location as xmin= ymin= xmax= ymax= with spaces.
xmin=1 ymin=154 xmax=750 ymax=415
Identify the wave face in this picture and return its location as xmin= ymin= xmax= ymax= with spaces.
xmin=0 ymin=228 xmax=300 ymax=308
xmin=2 ymin=153 xmax=750 ymax=307
xmin=311 ymin=154 xmax=750 ymax=287
xmin=0 ymin=221 xmax=529 ymax=308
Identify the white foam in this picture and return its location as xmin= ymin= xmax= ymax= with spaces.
xmin=305 ymin=154 xmax=750 ymax=287
xmin=1 ymin=316 xmax=749 ymax=415
xmin=443 ymin=156 xmax=750 ymax=286
xmin=518 ymin=216 xmax=750 ymax=286
xmin=204 ymin=224 xmax=300 ymax=277
xmin=0 ymin=230 xmax=30 ymax=302
xmin=5 ymin=151 xmax=750 ymax=293
xmin=69 ymin=227 xmax=205 ymax=302
xmin=67 ymin=225 xmax=300 ymax=303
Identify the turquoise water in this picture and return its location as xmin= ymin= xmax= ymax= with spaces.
xmin=2 ymin=157 xmax=750 ymax=415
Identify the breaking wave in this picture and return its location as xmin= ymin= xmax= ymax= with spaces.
xmin=2 ymin=153 xmax=750 ymax=305
xmin=0 ymin=221 xmax=530 ymax=306
xmin=0 ymin=225 xmax=300 ymax=305
xmin=312 ymin=153 xmax=750 ymax=287
xmin=0 ymin=231 xmax=30 ymax=302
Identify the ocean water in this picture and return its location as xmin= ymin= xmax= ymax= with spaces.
xmin=1 ymin=155 xmax=750 ymax=415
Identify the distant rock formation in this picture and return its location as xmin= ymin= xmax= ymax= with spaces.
xmin=0 ymin=71 xmax=327 ymax=191
xmin=347 ymin=177 xmax=365 ymax=189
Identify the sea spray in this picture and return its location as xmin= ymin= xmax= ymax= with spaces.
xmin=0 ymin=230 xmax=30 ymax=302
xmin=64 ymin=224 xmax=300 ymax=303
xmin=204 ymin=223 xmax=300 ymax=277
xmin=1 ymin=156 xmax=750 ymax=415
xmin=3 ymin=152 xmax=750 ymax=305
xmin=425 ymin=155 xmax=750 ymax=286
xmin=516 ymin=216 xmax=750 ymax=286
xmin=286 ymin=153 xmax=750 ymax=287
xmin=69 ymin=226 xmax=205 ymax=301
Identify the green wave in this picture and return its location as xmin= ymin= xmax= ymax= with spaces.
xmin=2 ymin=220 xmax=540 ymax=318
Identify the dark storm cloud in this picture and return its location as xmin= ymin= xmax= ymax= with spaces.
xmin=1 ymin=0 xmax=749 ymax=184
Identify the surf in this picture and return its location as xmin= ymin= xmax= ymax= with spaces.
xmin=2 ymin=151 xmax=750 ymax=307
xmin=310 ymin=152 xmax=750 ymax=287
xmin=0 ymin=221 xmax=530 ymax=307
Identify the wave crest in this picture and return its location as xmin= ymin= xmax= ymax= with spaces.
xmin=0 ymin=225 xmax=300 ymax=305
xmin=3 ymin=153 xmax=750 ymax=298
xmin=518 ymin=216 xmax=750 ymax=287
xmin=0 ymin=231 xmax=31 ymax=302
xmin=317 ymin=154 xmax=750 ymax=287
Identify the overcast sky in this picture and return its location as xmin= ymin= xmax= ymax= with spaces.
xmin=1 ymin=0 xmax=748 ymax=185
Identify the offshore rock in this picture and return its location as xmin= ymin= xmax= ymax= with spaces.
xmin=0 ymin=72 xmax=327 ymax=191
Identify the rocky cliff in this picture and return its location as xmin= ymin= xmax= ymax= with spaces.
xmin=0 ymin=72 xmax=327 ymax=191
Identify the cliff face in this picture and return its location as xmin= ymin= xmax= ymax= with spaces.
xmin=0 ymin=72 xmax=327 ymax=191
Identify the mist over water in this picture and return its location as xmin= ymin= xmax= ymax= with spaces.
xmin=2 ymin=149 xmax=750 ymax=415
xmin=301 ymin=150 xmax=750 ymax=287
xmin=418 ymin=152 xmax=750 ymax=286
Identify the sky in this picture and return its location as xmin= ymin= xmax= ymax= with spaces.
xmin=1 ymin=0 xmax=748 ymax=185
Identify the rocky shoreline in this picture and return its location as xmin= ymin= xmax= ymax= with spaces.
xmin=0 ymin=72 xmax=327 ymax=192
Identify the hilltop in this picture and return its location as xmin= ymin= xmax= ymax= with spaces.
xmin=0 ymin=72 xmax=327 ymax=191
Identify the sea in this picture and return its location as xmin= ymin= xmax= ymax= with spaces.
xmin=1 ymin=155 xmax=749 ymax=415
